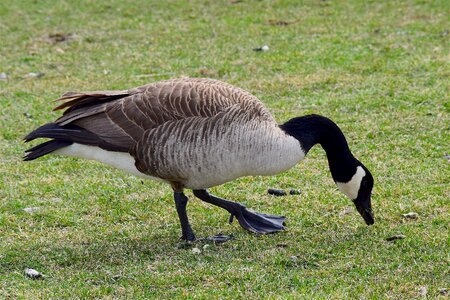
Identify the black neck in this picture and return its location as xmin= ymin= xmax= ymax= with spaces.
xmin=280 ymin=114 xmax=357 ymax=182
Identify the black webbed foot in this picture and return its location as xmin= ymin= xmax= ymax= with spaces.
xmin=193 ymin=189 xmax=286 ymax=235
xmin=228 ymin=203 xmax=285 ymax=234
xmin=180 ymin=232 xmax=196 ymax=242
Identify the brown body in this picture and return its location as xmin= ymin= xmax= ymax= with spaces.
xmin=51 ymin=78 xmax=304 ymax=190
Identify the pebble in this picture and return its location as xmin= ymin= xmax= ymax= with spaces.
xmin=23 ymin=207 xmax=40 ymax=214
xmin=24 ymin=72 xmax=45 ymax=78
xmin=386 ymin=234 xmax=406 ymax=241
xmin=253 ymin=45 xmax=269 ymax=51
xmin=192 ymin=247 xmax=201 ymax=254
xmin=24 ymin=268 xmax=43 ymax=279
xmin=402 ymin=212 xmax=418 ymax=219
xmin=444 ymin=153 xmax=450 ymax=163
xmin=23 ymin=112 xmax=33 ymax=119
xmin=418 ymin=286 xmax=428 ymax=297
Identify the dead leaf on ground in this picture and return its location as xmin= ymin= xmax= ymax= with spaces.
xmin=386 ymin=234 xmax=406 ymax=241
xmin=267 ymin=19 xmax=298 ymax=26
xmin=197 ymin=67 xmax=217 ymax=77
xmin=45 ymin=33 xmax=76 ymax=44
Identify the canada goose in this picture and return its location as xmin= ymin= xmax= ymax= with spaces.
xmin=24 ymin=78 xmax=374 ymax=241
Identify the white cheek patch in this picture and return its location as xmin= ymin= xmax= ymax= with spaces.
xmin=336 ymin=166 xmax=366 ymax=200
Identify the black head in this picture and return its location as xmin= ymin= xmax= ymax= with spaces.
xmin=353 ymin=165 xmax=374 ymax=225
xmin=336 ymin=164 xmax=374 ymax=225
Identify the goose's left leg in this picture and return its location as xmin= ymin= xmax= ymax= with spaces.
xmin=193 ymin=189 xmax=285 ymax=234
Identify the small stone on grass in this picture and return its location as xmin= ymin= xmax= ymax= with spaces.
xmin=23 ymin=207 xmax=40 ymax=214
xmin=192 ymin=247 xmax=201 ymax=254
xmin=418 ymin=286 xmax=428 ymax=297
xmin=24 ymin=268 xmax=44 ymax=279
xmin=444 ymin=153 xmax=450 ymax=163
xmin=253 ymin=45 xmax=269 ymax=51
xmin=402 ymin=212 xmax=418 ymax=219
xmin=24 ymin=72 xmax=44 ymax=79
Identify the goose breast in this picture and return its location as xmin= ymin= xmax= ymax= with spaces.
xmin=132 ymin=105 xmax=305 ymax=189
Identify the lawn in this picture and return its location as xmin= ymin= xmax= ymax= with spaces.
xmin=0 ymin=0 xmax=448 ymax=298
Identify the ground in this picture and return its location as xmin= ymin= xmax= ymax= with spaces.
xmin=0 ymin=0 xmax=448 ymax=298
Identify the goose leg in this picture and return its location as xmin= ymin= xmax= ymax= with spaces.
xmin=174 ymin=192 xmax=196 ymax=241
xmin=193 ymin=189 xmax=285 ymax=234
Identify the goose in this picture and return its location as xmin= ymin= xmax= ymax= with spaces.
xmin=24 ymin=78 xmax=374 ymax=242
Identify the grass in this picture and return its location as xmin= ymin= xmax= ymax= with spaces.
xmin=0 ymin=0 xmax=448 ymax=298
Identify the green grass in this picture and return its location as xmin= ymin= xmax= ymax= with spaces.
xmin=0 ymin=0 xmax=449 ymax=298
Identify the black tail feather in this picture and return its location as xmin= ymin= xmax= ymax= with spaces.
xmin=24 ymin=123 xmax=99 ymax=144
xmin=24 ymin=123 xmax=125 ymax=161
xmin=24 ymin=139 xmax=72 ymax=161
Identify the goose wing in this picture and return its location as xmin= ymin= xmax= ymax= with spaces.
xmin=54 ymin=78 xmax=274 ymax=152
xmin=131 ymin=104 xmax=281 ymax=188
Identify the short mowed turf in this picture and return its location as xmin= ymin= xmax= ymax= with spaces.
xmin=0 ymin=0 xmax=448 ymax=298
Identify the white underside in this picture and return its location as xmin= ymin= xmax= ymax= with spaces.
xmin=53 ymin=143 xmax=163 ymax=182
xmin=53 ymin=134 xmax=305 ymax=189
xmin=336 ymin=166 xmax=365 ymax=200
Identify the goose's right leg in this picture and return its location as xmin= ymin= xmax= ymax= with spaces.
xmin=174 ymin=192 xmax=196 ymax=242
xmin=192 ymin=189 xmax=285 ymax=235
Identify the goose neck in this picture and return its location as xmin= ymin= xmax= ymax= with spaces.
xmin=280 ymin=114 xmax=356 ymax=182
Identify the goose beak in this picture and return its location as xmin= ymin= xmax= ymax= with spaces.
xmin=354 ymin=195 xmax=374 ymax=225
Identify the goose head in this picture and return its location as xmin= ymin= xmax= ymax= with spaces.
xmin=335 ymin=164 xmax=374 ymax=225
